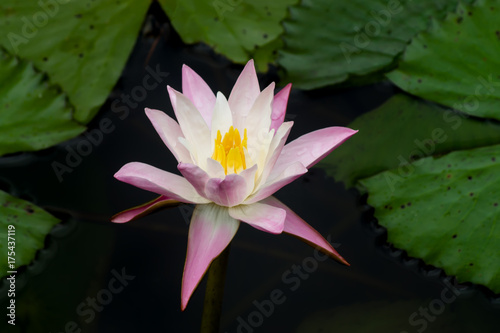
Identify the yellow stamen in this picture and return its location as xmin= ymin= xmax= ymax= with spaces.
xmin=211 ymin=126 xmax=248 ymax=175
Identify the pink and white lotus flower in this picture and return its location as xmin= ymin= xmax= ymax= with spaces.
xmin=112 ymin=60 xmax=357 ymax=310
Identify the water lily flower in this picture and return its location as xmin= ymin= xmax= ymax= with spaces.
xmin=112 ymin=60 xmax=357 ymax=310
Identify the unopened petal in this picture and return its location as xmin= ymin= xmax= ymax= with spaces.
xmin=229 ymin=202 xmax=285 ymax=234
xmin=181 ymin=204 xmax=239 ymax=310
xmin=114 ymin=162 xmax=209 ymax=204
xmin=261 ymin=196 xmax=349 ymax=265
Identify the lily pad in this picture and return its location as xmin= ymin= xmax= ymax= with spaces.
xmin=320 ymin=94 xmax=500 ymax=189
xmin=0 ymin=190 xmax=60 ymax=276
xmin=360 ymin=144 xmax=500 ymax=293
xmin=279 ymin=0 xmax=473 ymax=89
xmin=0 ymin=0 xmax=150 ymax=124
xmin=0 ymin=49 xmax=85 ymax=156
xmin=387 ymin=0 xmax=500 ymax=120
xmin=158 ymin=0 xmax=297 ymax=70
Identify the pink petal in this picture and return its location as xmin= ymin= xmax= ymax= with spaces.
xmin=111 ymin=195 xmax=180 ymax=223
xmin=167 ymin=87 xmax=211 ymax=163
xmin=114 ymin=162 xmax=210 ymax=204
xmin=205 ymin=164 xmax=258 ymax=207
xmin=261 ymin=196 xmax=349 ymax=265
xmin=182 ymin=65 xmax=216 ymax=127
xmin=181 ymin=204 xmax=239 ymax=310
xmin=272 ymin=127 xmax=358 ymax=179
xmin=228 ymin=60 xmax=261 ymax=129
xmin=145 ymin=108 xmax=192 ymax=163
xmin=245 ymin=162 xmax=307 ymax=204
xmin=177 ymin=163 xmax=210 ymax=198
xmin=270 ymin=83 xmax=292 ymax=132
xmin=229 ymin=202 xmax=285 ymax=234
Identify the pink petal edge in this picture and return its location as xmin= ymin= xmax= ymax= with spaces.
xmin=177 ymin=162 xmax=210 ymax=198
xmin=144 ymin=108 xmax=192 ymax=163
xmin=182 ymin=65 xmax=216 ymax=127
xmin=261 ymin=196 xmax=349 ymax=265
xmin=181 ymin=204 xmax=239 ymax=310
xmin=245 ymin=162 xmax=307 ymax=204
xmin=228 ymin=60 xmax=261 ymax=129
xmin=272 ymin=127 xmax=358 ymax=179
xmin=270 ymin=83 xmax=292 ymax=132
xmin=229 ymin=202 xmax=286 ymax=234
xmin=204 ymin=164 xmax=258 ymax=207
xmin=111 ymin=195 xmax=179 ymax=223
xmin=114 ymin=162 xmax=209 ymax=204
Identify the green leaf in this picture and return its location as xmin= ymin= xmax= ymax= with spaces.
xmin=158 ymin=0 xmax=297 ymax=71
xmin=0 ymin=0 xmax=150 ymax=124
xmin=320 ymin=94 xmax=500 ymax=189
xmin=279 ymin=0 xmax=473 ymax=89
xmin=387 ymin=0 xmax=500 ymax=120
xmin=360 ymin=144 xmax=500 ymax=293
xmin=0 ymin=49 xmax=85 ymax=156
xmin=0 ymin=190 xmax=60 ymax=276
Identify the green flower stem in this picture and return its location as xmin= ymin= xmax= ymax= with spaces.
xmin=200 ymin=245 xmax=231 ymax=333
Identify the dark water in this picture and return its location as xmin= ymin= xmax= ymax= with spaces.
xmin=1 ymin=4 xmax=499 ymax=333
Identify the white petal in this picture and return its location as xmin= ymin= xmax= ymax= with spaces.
xmin=210 ymin=92 xmax=234 ymax=143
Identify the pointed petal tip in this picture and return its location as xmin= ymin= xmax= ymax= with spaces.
xmin=144 ymin=107 xmax=158 ymax=118
xmin=113 ymin=168 xmax=124 ymax=180
xmin=180 ymin=297 xmax=188 ymax=311
xmin=323 ymin=245 xmax=350 ymax=266
xmin=278 ymin=83 xmax=292 ymax=97
xmin=335 ymin=254 xmax=350 ymax=266
xmin=182 ymin=64 xmax=194 ymax=78
xmin=110 ymin=215 xmax=128 ymax=223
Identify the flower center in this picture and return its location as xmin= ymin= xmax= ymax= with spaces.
xmin=212 ymin=126 xmax=247 ymax=175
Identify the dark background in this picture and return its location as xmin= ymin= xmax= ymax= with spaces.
xmin=1 ymin=3 xmax=499 ymax=333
